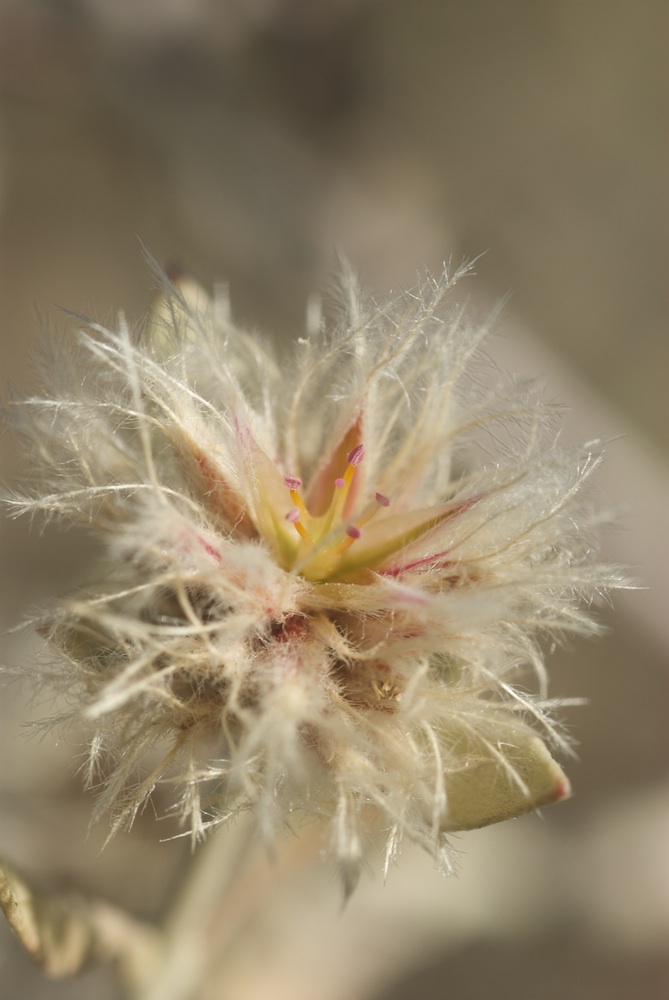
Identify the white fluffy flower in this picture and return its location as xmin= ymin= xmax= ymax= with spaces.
xmin=6 ymin=263 xmax=616 ymax=887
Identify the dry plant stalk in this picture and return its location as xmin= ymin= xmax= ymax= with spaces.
xmin=0 ymin=855 xmax=162 ymax=985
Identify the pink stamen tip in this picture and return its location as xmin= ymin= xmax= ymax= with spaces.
xmin=334 ymin=477 xmax=346 ymax=489
xmin=284 ymin=475 xmax=302 ymax=490
xmin=347 ymin=444 xmax=365 ymax=467
xmin=346 ymin=524 xmax=362 ymax=539
xmin=375 ymin=491 xmax=391 ymax=507
xmin=285 ymin=507 xmax=301 ymax=523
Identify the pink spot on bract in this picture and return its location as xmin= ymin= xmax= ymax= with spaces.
xmin=346 ymin=524 xmax=362 ymax=539
xmin=285 ymin=507 xmax=300 ymax=522
xmin=347 ymin=444 xmax=365 ymax=467
xmin=553 ymin=776 xmax=572 ymax=802
xmin=381 ymin=549 xmax=452 ymax=577
xmin=375 ymin=491 xmax=391 ymax=507
xmin=198 ymin=536 xmax=222 ymax=562
xmin=284 ymin=475 xmax=302 ymax=490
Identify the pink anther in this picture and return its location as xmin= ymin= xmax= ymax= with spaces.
xmin=347 ymin=444 xmax=365 ymax=467
xmin=284 ymin=475 xmax=303 ymax=490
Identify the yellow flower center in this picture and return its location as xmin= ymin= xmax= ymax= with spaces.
xmin=283 ymin=446 xmax=391 ymax=582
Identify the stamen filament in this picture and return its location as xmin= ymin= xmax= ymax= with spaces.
xmin=319 ymin=446 xmax=365 ymax=539
xmin=283 ymin=444 xmax=376 ymax=573
xmin=289 ymin=488 xmax=310 ymax=520
xmin=333 ymin=527 xmax=360 ymax=555
xmin=284 ymin=504 xmax=313 ymax=545
xmin=349 ymin=492 xmax=392 ymax=531
xmin=292 ymin=520 xmax=313 ymax=544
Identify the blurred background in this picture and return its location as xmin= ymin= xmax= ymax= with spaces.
xmin=0 ymin=1 xmax=667 ymax=998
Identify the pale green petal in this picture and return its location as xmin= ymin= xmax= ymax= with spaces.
xmin=443 ymin=730 xmax=570 ymax=831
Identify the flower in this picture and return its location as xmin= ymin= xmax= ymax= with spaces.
xmin=6 ymin=263 xmax=616 ymax=887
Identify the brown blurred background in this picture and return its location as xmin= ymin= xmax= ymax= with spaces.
xmin=0 ymin=2 xmax=667 ymax=998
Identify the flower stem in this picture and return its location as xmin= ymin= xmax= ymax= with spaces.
xmin=134 ymin=814 xmax=259 ymax=1000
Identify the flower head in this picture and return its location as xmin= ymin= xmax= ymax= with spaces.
xmin=6 ymin=263 xmax=615 ymax=886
